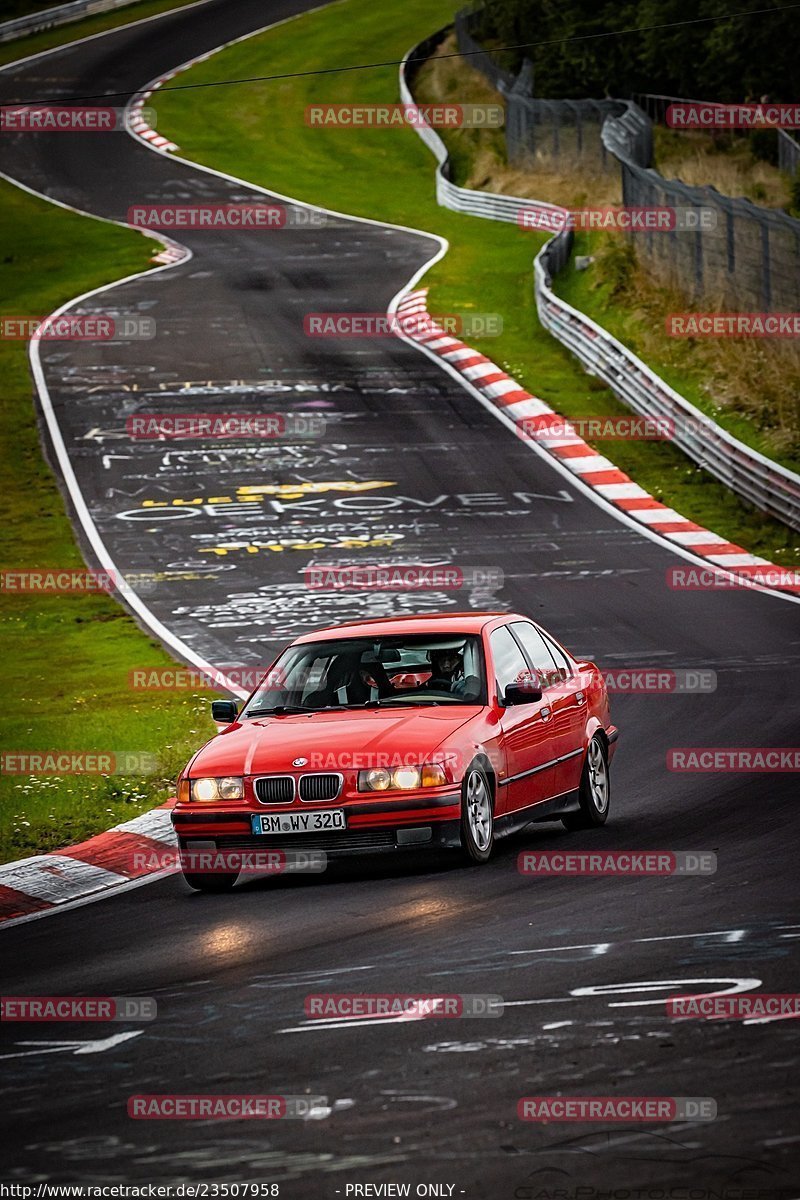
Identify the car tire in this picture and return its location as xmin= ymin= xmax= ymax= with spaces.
xmin=562 ymin=734 xmax=610 ymax=831
xmin=181 ymin=871 xmax=238 ymax=892
xmin=460 ymin=763 xmax=494 ymax=864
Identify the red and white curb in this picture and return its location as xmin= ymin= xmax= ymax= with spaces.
xmin=0 ymin=805 xmax=178 ymax=924
xmin=150 ymin=243 xmax=189 ymax=265
xmin=128 ymin=47 xmax=221 ymax=153
xmin=396 ymin=290 xmax=800 ymax=596
xmin=128 ymin=90 xmax=178 ymax=153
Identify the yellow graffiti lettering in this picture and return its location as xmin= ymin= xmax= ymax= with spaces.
xmin=197 ymin=534 xmax=402 ymax=557
xmin=236 ymin=480 xmax=394 ymax=499
xmin=139 ymin=481 xmax=394 ymax=509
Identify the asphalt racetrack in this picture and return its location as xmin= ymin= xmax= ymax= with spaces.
xmin=0 ymin=1 xmax=798 ymax=1193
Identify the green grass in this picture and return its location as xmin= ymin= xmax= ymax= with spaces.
xmin=0 ymin=180 xmax=217 ymax=862
xmin=0 ymin=0 xmax=203 ymax=68
xmin=152 ymin=0 xmax=800 ymax=567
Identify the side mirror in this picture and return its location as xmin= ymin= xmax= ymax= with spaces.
xmin=211 ymin=699 xmax=239 ymax=724
xmin=503 ymin=670 xmax=543 ymax=705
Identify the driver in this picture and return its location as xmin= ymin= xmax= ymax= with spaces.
xmin=427 ymin=647 xmax=466 ymax=695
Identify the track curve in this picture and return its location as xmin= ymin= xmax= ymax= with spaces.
xmin=0 ymin=2 xmax=798 ymax=1192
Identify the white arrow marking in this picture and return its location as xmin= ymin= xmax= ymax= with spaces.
xmin=0 ymin=1030 xmax=143 ymax=1059
xmin=80 ymin=427 xmax=128 ymax=443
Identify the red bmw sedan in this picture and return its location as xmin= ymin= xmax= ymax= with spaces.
xmin=172 ymin=612 xmax=618 ymax=890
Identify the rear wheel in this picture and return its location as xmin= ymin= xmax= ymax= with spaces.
xmin=460 ymin=764 xmax=494 ymax=863
xmin=562 ymin=735 xmax=610 ymax=830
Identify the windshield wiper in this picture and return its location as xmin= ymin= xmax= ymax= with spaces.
xmin=244 ymin=705 xmax=311 ymax=717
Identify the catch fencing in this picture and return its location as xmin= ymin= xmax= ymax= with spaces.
xmin=455 ymin=10 xmax=800 ymax=312
xmin=633 ymin=92 xmax=800 ymax=177
xmin=399 ymin=33 xmax=800 ymax=531
xmin=454 ymin=7 xmax=624 ymax=172
xmin=623 ymin=95 xmax=800 ymax=310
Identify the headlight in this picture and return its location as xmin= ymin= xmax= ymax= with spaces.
xmin=393 ymin=765 xmax=421 ymax=789
xmin=363 ymin=768 xmax=392 ymax=791
xmin=358 ymin=763 xmax=447 ymax=792
xmin=190 ymin=776 xmax=244 ymax=802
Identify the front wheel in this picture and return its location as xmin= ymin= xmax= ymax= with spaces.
xmin=562 ymin=735 xmax=610 ymax=830
xmin=460 ymin=764 xmax=494 ymax=863
xmin=181 ymin=871 xmax=238 ymax=892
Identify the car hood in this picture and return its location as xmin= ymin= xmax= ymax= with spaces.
xmin=189 ymin=707 xmax=481 ymax=776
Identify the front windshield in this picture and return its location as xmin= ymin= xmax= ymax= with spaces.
xmin=242 ymin=634 xmax=487 ymax=714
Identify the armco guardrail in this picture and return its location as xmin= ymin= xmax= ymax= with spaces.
xmin=400 ymin=34 xmax=800 ymax=532
xmin=0 ymin=0 xmax=141 ymax=44
xmin=400 ymin=33 xmax=563 ymax=230
xmin=535 ymin=241 xmax=800 ymax=530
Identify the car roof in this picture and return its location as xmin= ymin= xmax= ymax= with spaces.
xmin=293 ymin=612 xmax=527 ymax=643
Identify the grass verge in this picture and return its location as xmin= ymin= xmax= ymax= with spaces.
xmin=0 ymin=180 xmax=215 ymax=863
xmin=152 ymin=0 xmax=800 ymax=567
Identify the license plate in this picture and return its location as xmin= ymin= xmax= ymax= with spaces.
xmin=251 ymin=809 xmax=347 ymax=835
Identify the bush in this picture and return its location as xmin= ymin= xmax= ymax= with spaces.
xmin=790 ymin=168 xmax=800 ymax=218
xmin=749 ymin=129 xmax=779 ymax=166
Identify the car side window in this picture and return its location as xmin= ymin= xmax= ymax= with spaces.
xmin=509 ymin=622 xmax=562 ymax=687
xmin=540 ymin=631 xmax=574 ymax=682
xmin=490 ymin=626 xmax=532 ymax=699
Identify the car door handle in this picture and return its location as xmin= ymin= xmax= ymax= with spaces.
xmin=574 ymin=691 xmax=586 ymax=705
xmin=539 ymin=706 xmax=552 ymax=721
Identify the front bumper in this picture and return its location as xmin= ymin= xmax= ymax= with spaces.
xmin=172 ymin=791 xmax=463 ymax=856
